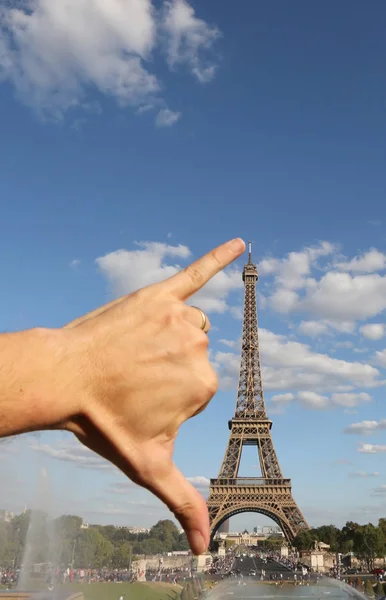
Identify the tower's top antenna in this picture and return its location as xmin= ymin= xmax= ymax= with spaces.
xmin=248 ymin=241 xmax=252 ymax=264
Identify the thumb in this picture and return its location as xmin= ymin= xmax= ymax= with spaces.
xmin=149 ymin=464 xmax=210 ymax=555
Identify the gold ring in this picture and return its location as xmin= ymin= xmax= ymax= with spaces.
xmin=192 ymin=306 xmax=208 ymax=332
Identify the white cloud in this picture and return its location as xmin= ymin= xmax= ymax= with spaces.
xmin=373 ymin=485 xmax=386 ymax=495
xmin=344 ymin=420 xmax=386 ymax=435
xmin=298 ymin=321 xmax=329 ymax=337
xmin=155 ymin=107 xmax=181 ymax=127
xmin=219 ymin=339 xmax=238 ymax=348
xmin=0 ymin=0 xmax=219 ymax=118
xmin=330 ymin=392 xmax=371 ymax=408
xmin=186 ymin=476 xmax=210 ymax=490
xmin=70 ymin=259 xmax=81 ymax=269
xmin=162 ymin=0 xmax=220 ymax=83
xmin=260 ymin=243 xmax=386 ymax=325
xmin=373 ymin=349 xmax=386 ymax=367
xmin=213 ymin=329 xmax=382 ymax=403
xmin=359 ymin=323 xmax=385 ymax=340
xmin=96 ymin=241 xmax=243 ymax=314
xmin=358 ymin=443 xmax=386 ymax=454
xmin=270 ymin=393 xmax=294 ymax=405
xmin=297 ymin=391 xmax=328 ymax=409
xmin=258 ymin=242 xmax=336 ymax=290
xmin=301 ymin=273 xmax=386 ymax=321
xmin=29 ymin=439 xmax=113 ymax=470
xmin=229 ymin=306 xmax=244 ymax=320
xmin=349 ymin=471 xmax=380 ymax=478
xmin=270 ymin=289 xmax=299 ymax=313
xmin=336 ymin=249 xmax=386 ymax=274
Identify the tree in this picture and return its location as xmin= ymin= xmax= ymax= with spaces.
xmin=292 ymin=529 xmax=314 ymax=551
xmin=111 ymin=542 xmax=132 ymax=569
xmin=54 ymin=515 xmax=82 ymax=567
xmin=150 ymin=520 xmax=180 ymax=551
xmin=378 ymin=519 xmax=386 ymax=539
xmin=313 ymin=525 xmax=341 ymax=551
xmin=353 ymin=525 xmax=385 ymax=572
xmin=75 ymin=528 xmax=114 ymax=568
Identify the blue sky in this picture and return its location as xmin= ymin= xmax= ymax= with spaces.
xmin=0 ymin=0 xmax=386 ymax=533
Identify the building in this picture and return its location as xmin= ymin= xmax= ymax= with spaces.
xmin=0 ymin=510 xmax=14 ymax=523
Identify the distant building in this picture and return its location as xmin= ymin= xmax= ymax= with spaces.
xmin=126 ymin=526 xmax=151 ymax=534
xmin=0 ymin=510 xmax=14 ymax=522
xmin=262 ymin=525 xmax=283 ymax=535
xmin=80 ymin=522 xmax=89 ymax=529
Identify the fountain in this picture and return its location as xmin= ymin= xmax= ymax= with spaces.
xmin=1 ymin=469 xmax=83 ymax=600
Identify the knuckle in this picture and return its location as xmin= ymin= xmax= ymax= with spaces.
xmin=210 ymin=249 xmax=222 ymax=268
xmin=173 ymin=501 xmax=195 ymax=521
xmin=200 ymin=365 xmax=218 ymax=399
xmin=164 ymin=303 xmax=184 ymax=327
xmin=184 ymin=264 xmax=205 ymax=288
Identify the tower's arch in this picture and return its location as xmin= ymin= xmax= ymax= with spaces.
xmin=210 ymin=504 xmax=296 ymax=546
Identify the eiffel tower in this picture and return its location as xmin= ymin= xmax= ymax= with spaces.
xmin=207 ymin=242 xmax=308 ymax=543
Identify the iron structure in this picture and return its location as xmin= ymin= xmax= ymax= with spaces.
xmin=207 ymin=242 xmax=308 ymax=543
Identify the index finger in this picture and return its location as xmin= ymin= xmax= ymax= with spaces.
xmin=164 ymin=238 xmax=245 ymax=300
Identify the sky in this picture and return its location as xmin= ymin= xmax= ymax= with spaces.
xmin=0 ymin=0 xmax=386 ymax=534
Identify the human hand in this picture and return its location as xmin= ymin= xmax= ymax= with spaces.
xmin=61 ymin=238 xmax=245 ymax=553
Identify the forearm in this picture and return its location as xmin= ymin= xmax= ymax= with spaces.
xmin=0 ymin=328 xmax=76 ymax=437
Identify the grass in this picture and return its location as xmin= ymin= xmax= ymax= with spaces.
xmin=59 ymin=582 xmax=182 ymax=600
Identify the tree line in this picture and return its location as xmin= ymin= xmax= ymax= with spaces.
xmin=0 ymin=511 xmax=189 ymax=570
xmin=293 ymin=519 xmax=386 ymax=571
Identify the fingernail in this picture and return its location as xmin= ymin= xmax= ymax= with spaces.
xmin=191 ymin=530 xmax=207 ymax=555
xmin=228 ymin=238 xmax=245 ymax=253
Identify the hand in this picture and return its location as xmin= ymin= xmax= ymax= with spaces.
xmin=61 ymin=238 xmax=245 ymax=554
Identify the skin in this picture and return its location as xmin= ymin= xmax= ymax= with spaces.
xmin=0 ymin=238 xmax=245 ymax=554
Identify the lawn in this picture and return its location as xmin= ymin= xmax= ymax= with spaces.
xmin=59 ymin=582 xmax=182 ymax=600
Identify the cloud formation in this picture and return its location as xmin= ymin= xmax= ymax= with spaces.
xmin=349 ymin=471 xmax=380 ymax=478
xmin=0 ymin=0 xmax=219 ymax=121
xmin=344 ymin=419 xmax=386 ymax=435
xmin=29 ymin=438 xmax=114 ymax=470
xmin=96 ymin=241 xmax=243 ymax=314
xmin=260 ymin=243 xmax=386 ymax=324
xmin=358 ymin=444 xmax=386 ymax=454
xmin=359 ymin=324 xmax=385 ymax=340
xmin=214 ymin=328 xmax=381 ymax=400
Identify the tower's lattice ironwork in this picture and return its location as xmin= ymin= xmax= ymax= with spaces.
xmin=207 ymin=243 xmax=309 ymax=543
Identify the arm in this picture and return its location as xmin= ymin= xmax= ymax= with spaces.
xmin=0 ymin=328 xmax=77 ymax=437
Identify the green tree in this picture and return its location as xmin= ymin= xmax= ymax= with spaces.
xmin=292 ymin=529 xmax=314 ymax=551
xmin=75 ymin=528 xmax=114 ymax=568
xmin=378 ymin=519 xmax=386 ymax=539
xmin=150 ymin=520 xmax=180 ymax=552
xmin=353 ymin=525 xmax=385 ymax=572
xmin=313 ymin=525 xmax=341 ymax=551
xmin=111 ymin=542 xmax=132 ymax=569
xmin=54 ymin=515 xmax=82 ymax=567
